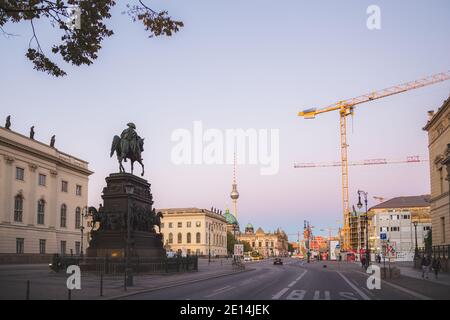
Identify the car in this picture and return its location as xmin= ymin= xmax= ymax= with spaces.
xmin=244 ymin=256 xmax=252 ymax=262
xmin=273 ymin=258 xmax=283 ymax=265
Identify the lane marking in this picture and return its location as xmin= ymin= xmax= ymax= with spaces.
xmin=355 ymin=270 xmax=432 ymax=300
xmin=272 ymin=288 xmax=289 ymax=300
xmin=336 ymin=271 xmax=371 ymax=300
xmin=286 ymin=289 xmax=306 ymax=300
xmin=213 ymin=285 xmax=231 ymax=292
xmin=296 ymin=270 xmax=308 ymax=281
xmin=313 ymin=290 xmax=331 ymax=300
xmin=288 ymin=269 xmax=308 ymax=287
xmin=204 ymin=286 xmax=235 ymax=298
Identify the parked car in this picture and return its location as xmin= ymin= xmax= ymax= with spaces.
xmin=273 ymin=258 xmax=283 ymax=265
xmin=244 ymin=256 xmax=253 ymax=262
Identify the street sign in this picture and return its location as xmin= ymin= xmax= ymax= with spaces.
xmin=380 ymin=233 xmax=387 ymax=240
xmin=234 ymin=244 xmax=244 ymax=257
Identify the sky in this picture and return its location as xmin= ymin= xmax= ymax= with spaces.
xmin=1 ymin=0 xmax=450 ymax=240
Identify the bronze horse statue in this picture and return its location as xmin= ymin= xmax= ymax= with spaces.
xmin=110 ymin=135 xmax=145 ymax=176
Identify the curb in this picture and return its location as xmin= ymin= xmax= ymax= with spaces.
xmin=104 ymin=267 xmax=255 ymax=300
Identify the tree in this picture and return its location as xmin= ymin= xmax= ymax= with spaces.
xmin=0 ymin=0 xmax=183 ymax=76
xmin=287 ymin=242 xmax=294 ymax=253
xmin=226 ymin=231 xmax=236 ymax=255
xmin=241 ymin=241 xmax=251 ymax=253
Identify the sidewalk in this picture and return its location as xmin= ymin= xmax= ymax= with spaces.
xmin=0 ymin=258 xmax=252 ymax=300
xmin=370 ymin=261 xmax=450 ymax=287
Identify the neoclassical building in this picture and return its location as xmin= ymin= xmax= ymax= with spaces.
xmin=238 ymin=224 xmax=289 ymax=257
xmin=158 ymin=208 xmax=228 ymax=257
xmin=423 ymin=96 xmax=450 ymax=246
xmin=0 ymin=123 xmax=93 ymax=263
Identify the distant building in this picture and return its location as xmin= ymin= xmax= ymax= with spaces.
xmin=368 ymin=195 xmax=431 ymax=261
xmin=238 ymin=224 xmax=288 ymax=257
xmin=349 ymin=211 xmax=367 ymax=255
xmin=423 ymin=96 xmax=450 ymax=246
xmin=158 ymin=208 xmax=227 ymax=257
xmin=0 ymin=124 xmax=93 ymax=263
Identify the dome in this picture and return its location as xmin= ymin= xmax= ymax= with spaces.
xmin=223 ymin=209 xmax=238 ymax=225
xmin=246 ymin=223 xmax=253 ymax=229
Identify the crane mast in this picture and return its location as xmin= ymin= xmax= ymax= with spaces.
xmin=298 ymin=71 xmax=450 ymax=251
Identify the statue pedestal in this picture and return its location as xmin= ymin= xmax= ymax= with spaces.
xmin=87 ymin=173 xmax=165 ymax=258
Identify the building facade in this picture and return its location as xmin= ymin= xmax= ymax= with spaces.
xmin=158 ymin=208 xmax=228 ymax=257
xmin=423 ymin=96 xmax=450 ymax=246
xmin=238 ymin=224 xmax=288 ymax=257
xmin=349 ymin=211 xmax=367 ymax=254
xmin=368 ymin=195 xmax=431 ymax=261
xmin=0 ymin=125 xmax=93 ymax=262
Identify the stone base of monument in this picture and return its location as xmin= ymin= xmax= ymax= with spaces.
xmin=87 ymin=230 xmax=166 ymax=258
xmin=86 ymin=173 xmax=166 ymax=259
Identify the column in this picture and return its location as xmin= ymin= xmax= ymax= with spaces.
xmin=27 ymin=164 xmax=38 ymax=226
xmin=2 ymin=155 xmax=14 ymax=223
xmin=49 ymin=170 xmax=58 ymax=228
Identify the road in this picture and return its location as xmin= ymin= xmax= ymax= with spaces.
xmin=121 ymin=258 xmax=449 ymax=300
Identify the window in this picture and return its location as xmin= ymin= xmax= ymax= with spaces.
xmin=16 ymin=167 xmax=24 ymax=181
xmin=441 ymin=217 xmax=446 ymax=244
xmin=168 ymin=233 xmax=173 ymax=244
xmin=14 ymin=195 xmax=23 ymax=222
xmin=161 ymin=223 xmax=164 ymax=229
xmin=265 ymin=242 xmax=269 ymax=247
xmin=75 ymin=241 xmax=81 ymax=255
xmin=76 ymin=185 xmax=82 ymax=196
xmin=196 ymin=249 xmax=201 ymax=256
xmin=39 ymin=239 xmax=46 ymax=254
xmin=187 ymin=221 xmax=191 ymax=228
xmin=196 ymin=232 xmax=201 ymax=243
xmin=259 ymin=242 xmax=262 ymax=248
xmin=61 ymin=180 xmax=68 ymax=192
xmin=438 ymin=168 xmax=444 ymax=194
xmin=38 ymin=174 xmax=46 ymax=186
xmin=177 ymin=222 xmax=182 ymax=228
xmin=271 ymin=241 xmax=274 ymax=247
xmin=60 ymin=204 xmax=67 ymax=228
xmin=168 ymin=222 xmax=173 ymax=228
xmin=177 ymin=233 xmax=182 ymax=244
xmin=252 ymin=242 xmax=255 ymax=247
xmin=16 ymin=238 xmax=24 ymax=254
xmin=196 ymin=221 xmax=201 ymax=227
xmin=61 ymin=241 xmax=67 ymax=255
xmin=187 ymin=232 xmax=191 ymax=244
xmin=37 ymin=200 xmax=45 ymax=225
xmin=75 ymin=207 xmax=81 ymax=229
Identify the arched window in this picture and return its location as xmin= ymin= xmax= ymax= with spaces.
xmin=168 ymin=233 xmax=173 ymax=244
xmin=60 ymin=204 xmax=67 ymax=227
xmin=75 ymin=207 xmax=81 ymax=229
xmin=14 ymin=195 xmax=24 ymax=222
xmin=37 ymin=200 xmax=45 ymax=225
xmin=196 ymin=232 xmax=201 ymax=244
xmin=177 ymin=233 xmax=182 ymax=244
xmin=187 ymin=232 xmax=191 ymax=244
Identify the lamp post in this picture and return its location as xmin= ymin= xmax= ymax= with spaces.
xmin=357 ymin=190 xmax=369 ymax=269
xmin=124 ymin=183 xmax=134 ymax=290
xmin=80 ymin=206 xmax=88 ymax=257
xmin=413 ymin=220 xmax=419 ymax=260
xmin=208 ymin=223 xmax=212 ymax=264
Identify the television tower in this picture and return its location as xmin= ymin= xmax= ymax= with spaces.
xmin=230 ymin=152 xmax=239 ymax=220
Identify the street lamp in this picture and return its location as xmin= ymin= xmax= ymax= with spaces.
xmin=80 ymin=206 xmax=88 ymax=257
xmin=208 ymin=223 xmax=212 ymax=264
xmin=124 ymin=183 xmax=134 ymax=290
xmin=413 ymin=220 xmax=419 ymax=260
xmin=357 ymin=190 xmax=369 ymax=269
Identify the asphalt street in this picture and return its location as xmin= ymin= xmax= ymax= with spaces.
xmin=121 ymin=258 xmax=449 ymax=300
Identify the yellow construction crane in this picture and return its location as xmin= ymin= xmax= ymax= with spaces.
xmin=298 ymin=71 xmax=450 ymax=251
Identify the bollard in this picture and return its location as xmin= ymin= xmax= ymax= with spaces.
xmin=100 ymin=273 xmax=104 ymax=297
xmin=26 ymin=280 xmax=30 ymax=300
xmin=68 ymin=289 xmax=72 ymax=300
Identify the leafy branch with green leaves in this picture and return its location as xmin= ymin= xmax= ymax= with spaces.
xmin=0 ymin=0 xmax=184 ymax=77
